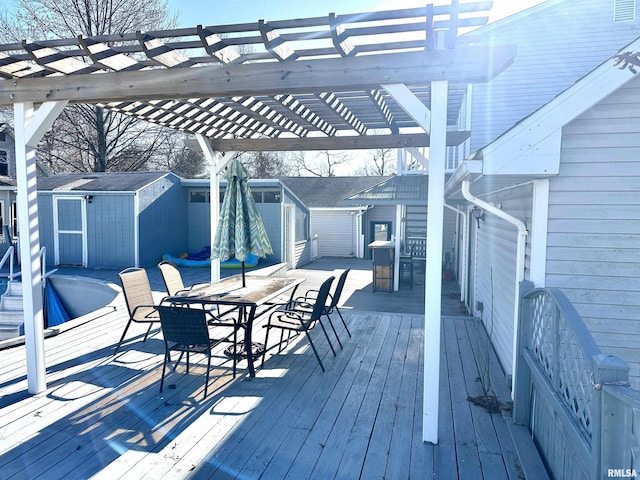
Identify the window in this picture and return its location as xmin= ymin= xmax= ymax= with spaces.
xmin=0 ymin=132 xmax=5 ymax=142
xmin=295 ymin=209 xmax=308 ymax=242
xmin=263 ymin=190 xmax=281 ymax=203
xmin=0 ymin=150 xmax=7 ymax=176
xmin=190 ymin=191 xmax=210 ymax=203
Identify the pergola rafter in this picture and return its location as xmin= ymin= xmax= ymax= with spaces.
xmin=0 ymin=3 xmax=514 ymax=151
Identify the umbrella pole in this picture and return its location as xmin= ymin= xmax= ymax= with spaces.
xmin=242 ymin=261 xmax=246 ymax=287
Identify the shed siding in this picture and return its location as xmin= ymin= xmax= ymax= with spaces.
xmin=468 ymin=0 xmax=640 ymax=152
xmin=547 ymin=78 xmax=640 ymax=388
xmin=310 ymin=210 xmax=356 ymax=257
xmin=87 ymin=194 xmax=135 ymax=267
xmin=38 ymin=195 xmax=54 ymax=266
xmin=283 ymin=191 xmax=311 ymax=267
xmin=473 ymin=184 xmax=533 ymax=375
xmin=187 ymin=197 xmax=281 ymax=263
xmin=138 ymin=175 xmax=187 ymax=266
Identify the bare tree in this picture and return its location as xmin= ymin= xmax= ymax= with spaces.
xmin=0 ymin=0 xmax=179 ymax=173
xmin=355 ymin=148 xmax=397 ymax=176
xmin=236 ymin=151 xmax=292 ymax=179
xmin=292 ymin=150 xmax=352 ymax=177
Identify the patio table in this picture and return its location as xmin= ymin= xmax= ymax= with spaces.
xmin=165 ymin=275 xmax=304 ymax=377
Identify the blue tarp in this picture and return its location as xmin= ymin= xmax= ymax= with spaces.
xmin=45 ymin=279 xmax=71 ymax=327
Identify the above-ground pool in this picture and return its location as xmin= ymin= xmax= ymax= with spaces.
xmin=47 ymin=274 xmax=121 ymax=319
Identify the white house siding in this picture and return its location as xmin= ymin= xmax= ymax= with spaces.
xmin=310 ymin=210 xmax=356 ymax=257
xmin=467 ymin=0 xmax=640 ymax=153
xmin=473 ymin=184 xmax=533 ymax=375
xmin=547 ymin=78 xmax=640 ymax=388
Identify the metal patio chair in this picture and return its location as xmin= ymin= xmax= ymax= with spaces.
xmin=157 ymin=305 xmax=220 ymax=399
xmin=157 ymin=260 xmax=241 ymax=377
xmin=114 ymin=267 xmax=160 ymax=355
xmin=158 ymin=260 xmax=207 ymax=298
xmin=291 ymin=269 xmax=352 ymax=348
xmin=262 ymin=276 xmax=336 ymax=372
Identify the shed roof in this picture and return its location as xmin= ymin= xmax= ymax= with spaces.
xmin=37 ymin=171 xmax=171 ymax=192
xmin=279 ymin=176 xmax=390 ymax=208
xmin=344 ymin=174 xmax=431 ymax=206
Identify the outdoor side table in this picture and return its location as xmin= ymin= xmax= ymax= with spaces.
xmin=369 ymin=240 xmax=394 ymax=292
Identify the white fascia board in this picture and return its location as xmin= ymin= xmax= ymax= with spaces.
xmin=309 ymin=206 xmax=368 ymax=212
xmin=481 ymin=36 xmax=640 ymax=173
xmin=482 ymin=129 xmax=561 ymax=176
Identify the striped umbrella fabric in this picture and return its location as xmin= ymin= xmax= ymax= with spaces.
xmin=212 ymin=159 xmax=273 ymax=283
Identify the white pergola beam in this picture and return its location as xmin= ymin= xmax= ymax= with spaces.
xmin=384 ymin=83 xmax=432 ymax=135
xmin=406 ymin=147 xmax=430 ymax=170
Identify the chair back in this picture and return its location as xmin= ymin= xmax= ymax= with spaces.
xmin=329 ymin=269 xmax=350 ymax=309
xmin=310 ymin=276 xmax=335 ymax=321
xmin=157 ymin=305 xmax=209 ymax=346
xmin=158 ymin=261 xmax=185 ymax=296
xmin=119 ymin=267 xmax=155 ymax=316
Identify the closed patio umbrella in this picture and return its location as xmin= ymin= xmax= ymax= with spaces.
xmin=212 ymin=159 xmax=273 ymax=286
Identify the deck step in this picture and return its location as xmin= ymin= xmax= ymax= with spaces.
xmin=1 ymin=295 xmax=23 ymax=311
xmin=6 ymin=281 xmax=22 ymax=296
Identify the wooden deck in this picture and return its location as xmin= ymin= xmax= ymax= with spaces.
xmin=0 ymin=294 xmax=529 ymax=479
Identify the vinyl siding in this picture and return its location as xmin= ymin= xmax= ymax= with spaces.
xmin=186 ymin=189 xmax=282 ymax=263
xmin=468 ymin=0 xmax=640 ymax=152
xmin=138 ymin=175 xmax=187 ymax=266
xmin=87 ymin=194 xmax=135 ymax=267
xmin=547 ymin=77 xmax=640 ymax=388
xmin=473 ymin=184 xmax=533 ymax=375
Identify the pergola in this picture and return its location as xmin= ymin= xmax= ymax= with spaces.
xmin=0 ymin=1 xmax=515 ymax=443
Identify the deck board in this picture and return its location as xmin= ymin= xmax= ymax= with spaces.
xmin=0 ymin=300 xmax=539 ymax=479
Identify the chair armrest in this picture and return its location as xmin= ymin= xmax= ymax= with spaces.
xmin=131 ymin=304 xmax=160 ymax=320
xmin=304 ymin=289 xmax=320 ymax=298
xmin=269 ymin=309 xmax=304 ymax=325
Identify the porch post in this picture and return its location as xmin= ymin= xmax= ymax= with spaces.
xmin=422 ymin=79 xmax=448 ymax=443
xmin=383 ymin=80 xmax=448 ymax=443
xmin=196 ymin=135 xmax=226 ymax=283
xmin=14 ymin=100 xmax=66 ymax=394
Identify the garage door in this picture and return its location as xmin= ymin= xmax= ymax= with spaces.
xmin=310 ymin=210 xmax=356 ymax=257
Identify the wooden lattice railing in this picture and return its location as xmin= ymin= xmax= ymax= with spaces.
xmin=514 ymin=281 xmax=635 ymax=479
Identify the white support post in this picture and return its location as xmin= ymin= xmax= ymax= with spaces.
xmin=393 ymin=204 xmax=402 ymax=291
xmin=422 ymin=80 xmax=448 ymax=443
xmin=529 ymin=179 xmax=549 ymax=287
xmin=384 ymin=80 xmax=448 ymax=444
xmin=14 ymin=100 xmax=66 ymax=394
xmin=196 ymin=134 xmax=231 ymax=283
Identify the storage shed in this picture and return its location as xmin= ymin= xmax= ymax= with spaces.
xmin=37 ymin=171 xmax=187 ymax=268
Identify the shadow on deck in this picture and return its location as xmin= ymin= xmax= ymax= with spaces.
xmin=0 ymin=258 xmax=544 ymax=479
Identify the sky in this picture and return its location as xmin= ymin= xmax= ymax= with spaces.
xmin=166 ymin=0 xmax=550 ymax=28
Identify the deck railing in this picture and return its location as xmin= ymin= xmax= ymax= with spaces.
xmin=0 ymin=245 xmax=16 ymax=281
xmin=514 ymin=281 xmax=635 ymax=479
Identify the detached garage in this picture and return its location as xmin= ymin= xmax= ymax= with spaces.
xmin=280 ymin=176 xmax=389 ymax=258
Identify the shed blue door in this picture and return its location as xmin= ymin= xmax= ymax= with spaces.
xmin=53 ymin=196 xmax=87 ymax=267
